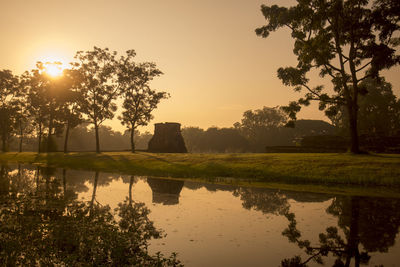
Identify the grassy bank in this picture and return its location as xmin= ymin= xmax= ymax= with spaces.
xmin=1 ymin=152 xmax=400 ymax=189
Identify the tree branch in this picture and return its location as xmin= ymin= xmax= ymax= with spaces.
xmin=356 ymin=61 xmax=371 ymax=73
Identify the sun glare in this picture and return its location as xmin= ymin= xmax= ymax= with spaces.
xmin=44 ymin=62 xmax=64 ymax=77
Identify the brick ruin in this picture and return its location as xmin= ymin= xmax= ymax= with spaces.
xmin=147 ymin=122 xmax=187 ymax=153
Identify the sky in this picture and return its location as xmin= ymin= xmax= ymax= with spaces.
xmin=1 ymin=0 xmax=399 ymax=133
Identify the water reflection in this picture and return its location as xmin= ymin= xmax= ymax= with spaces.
xmin=147 ymin=178 xmax=184 ymax=205
xmin=0 ymin=164 xmax=182 ymax=266
xmin=1 ymin=165 xmax=400 ymax=266
xmin=280 ymin=195 xmax=400 ymax=267
xmin=190 ymin=182 xmax=400 ymax=266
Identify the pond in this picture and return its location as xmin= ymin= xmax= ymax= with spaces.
xmin=1 ymin=164 xmax=400 ymax=266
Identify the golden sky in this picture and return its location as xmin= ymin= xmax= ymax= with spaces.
xmin=1 ymin=0 xmax=399 ymax=133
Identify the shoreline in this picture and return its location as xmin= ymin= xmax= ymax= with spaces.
xmin=1 ymin=152 xmax=400 ymax=197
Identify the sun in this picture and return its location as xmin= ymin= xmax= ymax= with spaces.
xmin=44 ymin=62 xmax=65 ymax=77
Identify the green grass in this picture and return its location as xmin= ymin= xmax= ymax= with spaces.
xmin=1 ymin=151 xmax=400 ymax=187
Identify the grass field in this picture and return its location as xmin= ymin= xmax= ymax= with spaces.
xmin=1 ymin=152 xmax=400 ymax=192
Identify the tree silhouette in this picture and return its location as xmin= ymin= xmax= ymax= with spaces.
xmin=280 ymin=195 xmax=400 ymax=266
xmin=59 ymin=69 xmax=84 ymax=153
xmin=256 ymin=0 xmax=400 ymax=153
xmin=234 ymin=106 xmax=288 ymax=151
xmin=73 ymin=47 xmax=118 ymax=153
xmin=23 ymin=62 xmax=70 ymax=152
xmin=329 ymin=78 xmax=400 ymax=137
xmin=117 ymin=50 xmax=168 ymax=152
xmin=0 ymin=165 xmax=183 ymax=266
xmin=22 ymin=68 xmax=48 ymax=153
xmin=233 ymin=187 xmax=290 ymax=215
xmin=14 ymin=83 xmax=33 ymax=152
xmin=0 ymin=69 xmax=19 ymax=152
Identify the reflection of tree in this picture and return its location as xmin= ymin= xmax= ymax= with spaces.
xmin=147 ymin=178 xmax=184 ymax=205
xmin=280 ymin=196 xmax=400 ymax=267
xmin=0 ymin=165 xmax=183 ymax=266
xmin=90 ymin=171 xmax=99 ymax=215
xmin=284 ymin=190 xmax=332 ymax=203
xmin=233 ymin=187 xmax=290 ymax=215
xmin=230 ymin=186 xmax=400 ymax=266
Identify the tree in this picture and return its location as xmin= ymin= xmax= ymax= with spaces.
xmin=117 ymin=50 xmax=168 ymax=152
xmin=12 ymin=77 xmax=34 ymax=153
xmin=234 ymin=106 xmax=288 ymax=151
xmin=0 ymin=70 xmax=19 ymax=152
xmin=41 ymin=63 xmax=74 ymax=152
xmin=22 ymin=68 xmax=48 ymax=153
xmin=181 ymin=127 xmax=205 ymax=152
xmin=0 ymin=166 xmax=183 ymax=266
xmin=329 ymin=78 xmax=400 ymax=136
xmin=23 ymin=62 xmax=69 ymax=153
xmin=281 ymin=195 xmax=400 ymax=266
xmin=73 ymin=47 xmax=118 ymax=153
xmin=256 ymin=0 xmax=400 ymax=153
xmin=60 ymin=69 xmax=84 ymax=153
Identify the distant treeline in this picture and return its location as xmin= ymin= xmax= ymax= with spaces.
xmin=7 ymin=102 xmax=400 ymax=153
xmin=9 ymin=124 xmax=152 ymax=152
xmin=182 ymin=119 xmax=335 ymax=153
xmin=8 ymin=119 xmax=334 ymax=153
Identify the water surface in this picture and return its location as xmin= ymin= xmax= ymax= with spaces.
xmin=1 ymin=164 xmax=400 ymax=266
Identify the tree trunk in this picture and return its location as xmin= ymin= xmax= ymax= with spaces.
xmin=347 ymin=104 xmax=360 ymax=154
xmin=47 ymin=112 xmax=54 ymax=152
xmin=90 ymin=171 xmax=99 ymax=216
xmin=38 ymin=123 xmax=42 ymax=154
xmin=345 ymin=197 xmax=360 ymax=267
xmin=129 ymin=175 xmax=134 ymax=205
xmin=64 ymin=121 xmax=70 ymax=153
xmin=95 ymin=122 xmax=100 ymax=153
xmin=130 ymin=127 xmax=135 ymax=153
xmin=19 ymin=123 xmax=23 ymax=153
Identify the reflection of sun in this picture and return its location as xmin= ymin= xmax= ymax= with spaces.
xmin=44 ymin=62 xmax=64 ymax=77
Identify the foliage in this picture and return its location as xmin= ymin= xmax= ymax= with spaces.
xmin=256 ymin=0 xmax=400 ymax=153
xmin=73 ymin=47 xmax=119 ymax=153
xmin=22 ymin=62 xmax=72 ymax=152
xmin=0 ymin=166 xmax=183 ymax=266
xmin=117 ymin=50 xmax=169 ymax=152
xmin=182 ymin=126 xmax=249 ymax=153
xmin=233 ymin=187 xmax=290 ymax=215
xmin=235 ymin=106 xmax=288 ymax=132
xmin=0 ymin=69 xmax=19 ymax=151
xmin=280 ymin=195 xmax=400 ymax=266
xmin=60 ymin=69 xmax=85 ymax=153
xmin=329 ymin=78 xmax=400 ymax=136
xmin=234 ymin=106 xmax=288 ymax=151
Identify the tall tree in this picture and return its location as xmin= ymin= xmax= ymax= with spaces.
xmin=73 ymin=47 xmax=118 ymax=153
xmin=23 ymin=62 xmax=68 ymax=153
xmin=0 ymin=70 xmax=18 ymax=152
xmin=42 ymin=62 xmax=73 ymax=152
xmin=234 ymin=106 xmax=288 ymax=151
xmin=329 ymin=78 xmax=400 ymax=136
xmin=60 ymin=69 xmax=84 ymax=153
xmin=117 ymin=50 xmax=168 ymax=152
xmin=256 ymin=0 xmax=400 ymax=153
xmin=14 ymin=84 xmax=32 ymax=153
xmin=22 ymin=68 xmax=49 ymax=153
